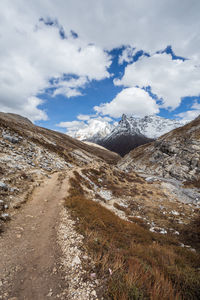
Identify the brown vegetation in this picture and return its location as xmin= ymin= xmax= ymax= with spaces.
xmin=65 ymin=173 xmax=200 ymax=300
xmin=183 ymin=179 xmax=200 ymax=189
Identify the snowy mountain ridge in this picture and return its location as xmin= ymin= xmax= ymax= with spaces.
xmin=68 ymin=119 xmax=114 ymax=142
xmin=108 ymin=114 xmax=188 ymax=140
xmin=69 ymin=114 xmax=188 ymax=143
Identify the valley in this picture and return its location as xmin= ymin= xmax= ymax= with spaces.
xmin=0 ymin=112 xmax=199 ymax=299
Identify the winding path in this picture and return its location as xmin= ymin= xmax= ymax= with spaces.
xmin=0 ymin=172 xmax=69 ymax=300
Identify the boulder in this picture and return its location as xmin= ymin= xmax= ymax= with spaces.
xmin=2 ymin=134 xmax=19 ymax=144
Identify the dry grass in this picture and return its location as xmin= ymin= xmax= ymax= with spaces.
xmin=179 ymin=215 xmax=200 ymax=251
xmin=183 ymin=179 xmax=200 ymax=189
xmin=65 ymin=174 xmax=200 ymax=300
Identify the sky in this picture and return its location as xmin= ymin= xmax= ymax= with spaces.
xmin=0 ymin=0 xmax=200 ymax=135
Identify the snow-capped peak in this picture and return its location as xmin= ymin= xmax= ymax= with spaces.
xmin=126 ymin=115 xmax=188 ymax=138
xmin=68 ymin=119 xmax=114 ymax=141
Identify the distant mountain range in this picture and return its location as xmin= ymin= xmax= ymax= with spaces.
xmin=69 ymin=115 xmax=188 ymax=156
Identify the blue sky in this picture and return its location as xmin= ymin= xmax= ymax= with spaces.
xmin=0 ymin=0 xmax=200 ymax=135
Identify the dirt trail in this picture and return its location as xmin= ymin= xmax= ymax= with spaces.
xmin=0 ymin=172 xmax=70 ymax=300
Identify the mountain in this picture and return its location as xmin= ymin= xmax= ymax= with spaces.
xmin=68 ymin=119 xmax=114 ymax=142
xmin=97 ymin=114 xmax=187 ymax=156
xmin=97 ymin=114 xmax=153 ymax=156
xmin=69 ymin=114 xmax=187 ymax=156
xmin=71 ymin=115 xmax=187 ymax=145
xmin=117 ymin=114 xmax=187 ymax=139
xmin=118 ymin=115 xmax=200 ymax=182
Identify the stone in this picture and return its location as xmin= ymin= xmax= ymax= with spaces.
xmin=145 ymin=177 xmax=154 ymax=183
xmin=0 ymin=213 xmax=10 ymax=221
xmin=91 ymin=290 xmax=97 ymax=297
xmin=2 ymin=134 xmax=19 ymax=144
xmin=0 ymin=182 xmax=8 ymax=191
xmin=72 ymin=256 xmax=81 ymax=266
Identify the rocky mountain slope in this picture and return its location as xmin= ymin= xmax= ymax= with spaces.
xmin=99 ymin=131 xmax=153 ymax=157
xmin=118 ymin=115 xmax=200 ymax=182
xmin=0 ymin=112 xmax=119 ymax=228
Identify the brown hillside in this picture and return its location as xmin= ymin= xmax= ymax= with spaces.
xmin=0 ymin=112 xmax=119 ymax=165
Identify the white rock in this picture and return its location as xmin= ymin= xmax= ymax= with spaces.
xmin=72 ymin=256 xmax=81 ymax=266
xmin=91 ymin=290 xmax=97 ymax=297
xmin=171 ymin=210 xmax=179 ymax=216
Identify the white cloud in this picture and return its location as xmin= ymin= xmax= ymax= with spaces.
xmin=52 ymin=77 xmax=88 ymax=98
xmin=192 ymin=102 xmax=200 ymax=110
xmin=18 ymin=0 xmax=200 ymax=61
xmin=118 ymin=46 xmax=136 ymax=64
xmin=77 ymin=114 xmax=92 ymax=121
xmin=56 ymin=120 xmax=85 ymax=129
xmin=0 ymin=96 xmax=48 ymax=122
xmin=176 ymin=101 xmax=200 ymax=121
xmin=94 ymin=87 xmax=159 ymax=118
xmin=98 ymin=116 xmax=113 ymax=122
xmin=0 ymin=1 xmax=111 ymax=121
xmin=176 ymin=110 xmax=200 ymax=121
xmin=22 ymin=97 xmax=48 ymax=121
xmin=56 ymin=120 xmax=86 ymax=137
xmin=115 ymin=53 xmax=200 ymax=110
xmin=77 ymin=114 xmax=113 ymax=122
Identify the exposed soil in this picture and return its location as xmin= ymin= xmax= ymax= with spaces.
xmin=0 ymin=173 xmax=69 ymax=300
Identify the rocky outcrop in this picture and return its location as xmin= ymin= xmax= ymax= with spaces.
xmin=118 ymin=115 xmax=200 ymax=182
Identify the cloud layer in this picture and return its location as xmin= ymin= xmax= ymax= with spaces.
xmin=0 ymin=1 xmax=111 ymax=121
xmin=94 ymin=87 xmax=159 ymax=118
xmin=176 ymin=101 xmax=200 ymax=121
xmin=31 ymin=0 xmax=200 ymax=60
xmin=115 ymin=53 xmax=200 ymax=110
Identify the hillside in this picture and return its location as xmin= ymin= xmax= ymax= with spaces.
xmin=99 ymin=132 xmax=153 ymax=156
xmin=0 ymin=112 xmax=199 ymax=300
xmin=0 ymin=112 xmax=119 ymax=164
xmin=118 ymin=115 xmax=200 ymax=182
